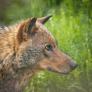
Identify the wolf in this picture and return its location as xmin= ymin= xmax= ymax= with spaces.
xmin=0 ymin=15 xmax=77 ymax=92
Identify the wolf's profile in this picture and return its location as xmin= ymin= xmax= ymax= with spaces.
xmin=0 ymin=16 xmax=77 ymax=92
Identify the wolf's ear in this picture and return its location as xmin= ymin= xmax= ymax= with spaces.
xmin=37 ymin=15 xmax=52 ymax=24
xmin=27 ymin=18 xmax=37 ymax=34
xmin=17 ymin=17 xmax=37 ymax=43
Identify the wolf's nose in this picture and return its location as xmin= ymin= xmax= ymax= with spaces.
xmin=70 ymin=61 xmax=78 ymax=70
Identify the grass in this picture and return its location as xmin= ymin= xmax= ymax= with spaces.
xmin=1 ymin=0 xmax=91 ymax=92
xmin=24 ymin=6 xmax=92 ymax=92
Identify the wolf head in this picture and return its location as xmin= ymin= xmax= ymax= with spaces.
xmin=16 ymin=15 xmax=77 ymax=74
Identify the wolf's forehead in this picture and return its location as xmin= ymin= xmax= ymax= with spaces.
xmin=36 ymin=22 xmax=56 ymax=46
xmin=36 ymin=22 xmax=48 ymax=32
xmin=36 ymin=22 xmax=55 ymax=40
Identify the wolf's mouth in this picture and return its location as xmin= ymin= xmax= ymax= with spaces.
xmin=47 ymin=67 xmax=71 ymax=75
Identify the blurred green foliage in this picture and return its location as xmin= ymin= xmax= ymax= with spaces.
xmin=0 ymin=0 xmax=92 ymax=92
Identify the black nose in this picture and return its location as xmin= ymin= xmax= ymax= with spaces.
xmin=70 ymin=61 xmax=78 ymax=70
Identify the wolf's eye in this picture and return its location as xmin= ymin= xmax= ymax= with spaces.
xmin=45 ymin=44 xmax=53 ymax=51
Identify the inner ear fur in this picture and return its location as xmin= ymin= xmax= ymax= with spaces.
xmin=17 ymin=18 xmax=37 ymax=44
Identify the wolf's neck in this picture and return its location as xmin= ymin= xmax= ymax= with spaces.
xmin=0 ymin=23 xmax=39 ymax=91
xmin=0 ymin=24 xmax=18 ymax=60
xmin=0 ymin=25 xmax=19 ymax=80
xmin=0 ymin=67 xmax=35 ymax=92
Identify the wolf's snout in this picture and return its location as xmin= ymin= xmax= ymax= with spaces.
xmin=69 ymin=61 xmax=78 ymax=70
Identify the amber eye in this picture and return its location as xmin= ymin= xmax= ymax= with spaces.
xmin=45 ymin=44 xmax=53 ymax=51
